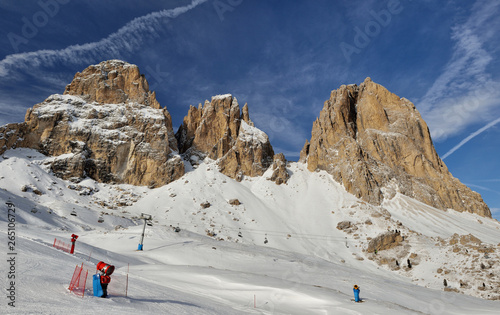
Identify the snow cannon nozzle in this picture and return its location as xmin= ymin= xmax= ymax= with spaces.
xmin=96 ymin=261 xmax=115 ymax=276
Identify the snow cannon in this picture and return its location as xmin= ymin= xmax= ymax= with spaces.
xmin=96 ymin=261 xmax=115 ymax=276
xmin=70 ymin=234 xmax=78 ymax=254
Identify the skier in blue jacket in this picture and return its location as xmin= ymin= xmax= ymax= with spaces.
xmin=353 ymin=284 xmax=361 ymax=302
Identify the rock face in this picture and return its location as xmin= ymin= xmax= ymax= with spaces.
xmin=367 ymin=231 xmax=403 ymax=253
xmin=269 ymin=153 xmax=290 ymax=185
xmin=0 ymin=123 xmax=26 ymax=154
xmin=300 ymin=78 xmax=491 ymax=217
xmin=64 ymin=59 xmax=161 ymax=109
xmin=0 ymin=60 xmax=184 ymax=187
xmin=176 ymin=94 xmax=275 ymax=180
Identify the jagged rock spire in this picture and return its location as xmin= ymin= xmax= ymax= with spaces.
xmin=176 ymin=94 xmax=277 ymax=181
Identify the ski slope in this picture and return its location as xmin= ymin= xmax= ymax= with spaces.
xmin=0 ymin=148 xmax=499 ymax=314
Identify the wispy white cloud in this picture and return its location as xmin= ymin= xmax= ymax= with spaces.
xmin=0 ymin=0 xmax=208 ymax=77
xmin=441 ymin=116 xmax=500 ymax=160
xmin=418 ymin=1 xmax=500 ymax=141
xmin=0 ymin=108 xmax=27 ymax=126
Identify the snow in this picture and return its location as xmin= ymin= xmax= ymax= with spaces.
xmin=31 ymin=94 xmax=167 ymax=147
xmin=212 ymin=94 xmax=232 ymax=101
xmin=384 ymin=194 xmax=499 ymax=243
xmin=365 ymin=128 xmax=404 ymax=138
xmin=90 ymin=59 xmax=134 ymax=70
xmin=239 ymin=121 xmax=269 ymax=144
xmin=0 ymin=149 xmax=499 ymax=314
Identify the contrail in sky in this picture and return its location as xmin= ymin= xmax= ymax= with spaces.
xmin=442 ymin=116 xmax=500 ymax=160
xmin=0 ymin=0 xmax=208 ymax=77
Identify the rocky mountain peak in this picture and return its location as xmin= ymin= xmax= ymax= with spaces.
xmin=63 ymin=60 xmax=160 ymax=109
xmin=176 ymin=94 xmax=277 ymax=181
xmin=300 ymin=78 xmax=491 ymax=217
xmin=0 ymin=61 xmax=183 ymax=187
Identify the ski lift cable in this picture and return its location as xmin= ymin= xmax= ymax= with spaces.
xmin=161 ymin=219 xmax=348 ymax=240
xmin=160 ymin=219 xmax=360 ymax=242
xmin=158 ymin=219 xmax=425 ymax=244
xmin=171 ymin=220 xmax=347 ymax=239
xmin=158 ymin=219 xmax=415 ymax=241
xmin=208 ymin=225 xmax=354 ymax=240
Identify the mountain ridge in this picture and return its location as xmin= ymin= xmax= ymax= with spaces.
xmin=0 ymin=61 xmax=491 ymax=217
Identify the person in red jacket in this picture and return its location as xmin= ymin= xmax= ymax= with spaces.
xmin=100 ymin=272 xmax=111 ymax=298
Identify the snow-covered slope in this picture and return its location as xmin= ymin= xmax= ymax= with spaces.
xmin=0 ymin=149 xmax=499 ymax=314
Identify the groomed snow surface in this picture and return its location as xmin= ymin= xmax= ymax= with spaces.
xmin=0 ymin=149 xmax=499 ymax=314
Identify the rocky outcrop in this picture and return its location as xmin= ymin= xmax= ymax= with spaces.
xmin=269 ymin=153 xmax=289 ymax=185
xmin=1 ymin=61 xmax=184 ymax=187
xmin=367 ymin=231 xmax=403 ymax=253
xmin=0 ymin=123 xmax=27 ymax=154
xmin=64 ymin=60 xmax=161 ymax=109
xmin=176 ymin=94 xmax=275 ymax=180
xmin=300 ymin=78 xmax=491 ymax=217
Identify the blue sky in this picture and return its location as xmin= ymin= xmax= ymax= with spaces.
xmin=1 ymin=0 xmax=499 ymax=219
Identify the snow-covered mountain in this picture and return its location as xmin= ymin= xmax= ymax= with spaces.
xmin=0 ymin=60 xmax=499 ymax=314
xmin=1 ymin=148 xmax=499 ymax=314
